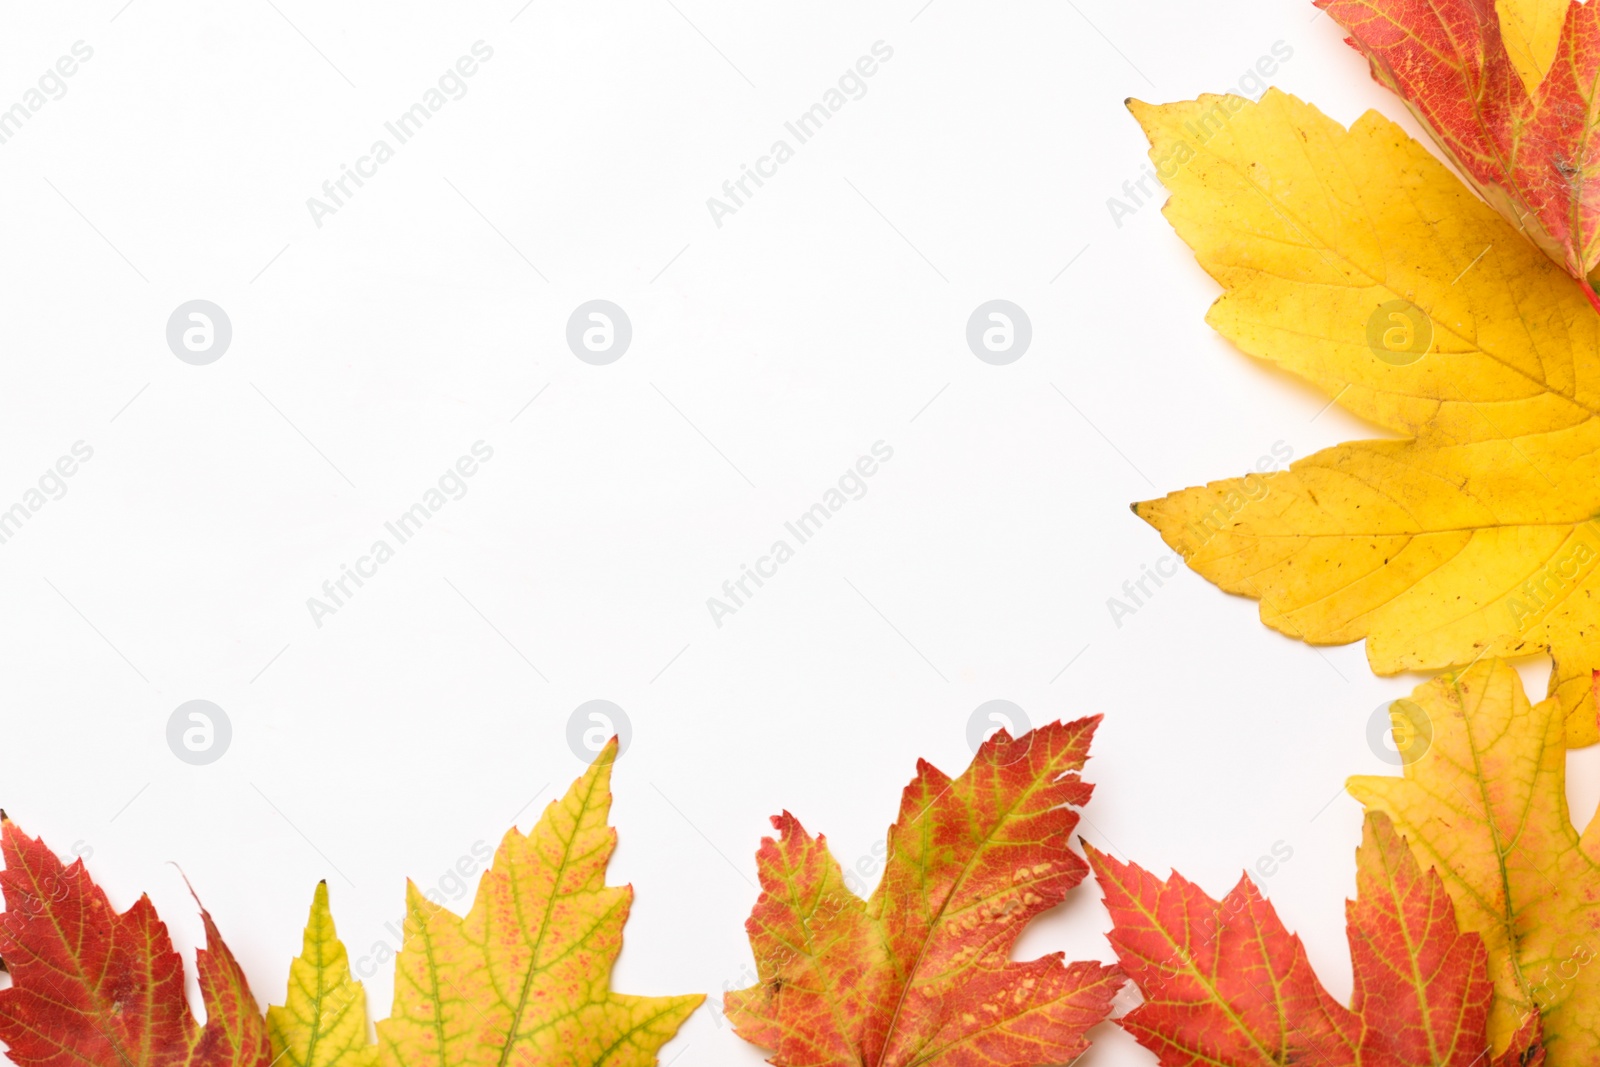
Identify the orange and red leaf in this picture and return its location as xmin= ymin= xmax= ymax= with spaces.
xmin=727 ymin=719 xmax=1123 ymax=1067
xmin=1320 ymin=0 xmax=1600 ymax=307
xmin=1090 ymin=812 xmax=1541 ymax=1067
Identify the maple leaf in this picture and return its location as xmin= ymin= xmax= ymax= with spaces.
xmin=1317 ymin=0 xmax=1600 ymax=308
xmin=267 ymin=739 xmax=701 ymax=1067
xmin=0 ymin=815 xmax=272 ymax=1067
xmin=1088 ymin=811 xmax=1544 ymax=1067
xmin=725 ymin=718 xmax=1123 ymax=1067
xmin=1349 ymin=658 xmax=1600 ymax=1064
xmin=266 ymin=881 xmax=376 ymax=1067
xmin=1128 ymin=87 xmax=1600 ymax=746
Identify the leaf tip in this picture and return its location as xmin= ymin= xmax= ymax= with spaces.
xmin=1125 ymin=98 xmax=1161 ymax=127
xmin=1080 ymin=837 xmax=1112 ymax=873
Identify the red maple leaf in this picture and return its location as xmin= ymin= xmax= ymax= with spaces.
xmin=0 ymin=816 xmax=271 ymax=1067
xmin=1088 ymin=812 xmax=1544 ymax=1067
xmin=1319 ymin=0 xmax=1600 ymax=312
xmin=725 ymin=718 xmax=1123 ymax=1067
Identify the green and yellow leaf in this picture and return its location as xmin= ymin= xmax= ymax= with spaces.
xmin=268 ymin=881 xmax=378 ymax=1067
xmin=377 ymin=740 xmax=700 ymax=1067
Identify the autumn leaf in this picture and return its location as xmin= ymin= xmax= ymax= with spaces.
xmin=725 ymin=718 xmax=1122 ymax=1067
xmin=1349 ymin=658 xmax=1600 ymax=1063
xmin=266 ymin=881 xmax=377 ymax=1067
xmin=0 ymin=815 xmax=272 ymax=1067
xmin=1318 ymin=0 xmax=1600 ymax=306
xmin=1088 ymin=811 xmax=1543 ymax=1067
xmin=265 ymin=739 xmax=701 ymax=1067
xmin=1128 ymin=87 xmax=1600 ymax=746
xmin=267 ymin=742 xmax=703 ymax=1067
xmin=1495 ymin=0 xmax=1567 ymax=91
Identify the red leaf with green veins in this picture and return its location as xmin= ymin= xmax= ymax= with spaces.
xmin=725 ymin=718 xmax=1122 ymax=1067
xmin=0 ymin=816 xmax=271 ymax=1067
xmin=1318 ymin=0 xmax=1600 ymax=309
xmin=1088 ymin=812 xmax=1544 ymax=1067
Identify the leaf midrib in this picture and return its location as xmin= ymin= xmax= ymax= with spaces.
xmin=878 ymin=754 xmax=1070 ymax=1067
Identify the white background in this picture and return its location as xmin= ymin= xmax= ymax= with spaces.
xmin=1 ymin=2 xmax=1594 ymax=1065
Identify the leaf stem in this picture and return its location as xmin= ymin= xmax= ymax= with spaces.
xmin=1582 ymin=276 xmax=1600 ymax=316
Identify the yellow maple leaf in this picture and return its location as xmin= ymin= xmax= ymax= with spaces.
xmin=1130 ymin=88 xmax=1600 ymax=746
xmin=268 ymin=881 xmax=379 ymax=1067
xmin=269 ymin=741 xmax=701 ymax=1067
xmin=379 ymin=739 xmax=701 ymax=1066
xmin=1349 ymin=659 xmax=1600 ymax=1063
